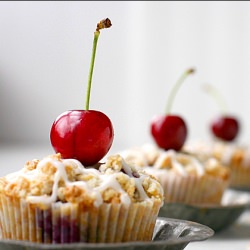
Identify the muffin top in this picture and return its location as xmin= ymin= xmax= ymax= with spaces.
xmin=152 ymin=150 xmax=229 ymax=179
xmin=121 ymin=144 xmax=229 ymax=179
xmin=183 ymin=140 xmax=250 ymax=168
xmin=0 ymin=153 xmax=163 ymax=207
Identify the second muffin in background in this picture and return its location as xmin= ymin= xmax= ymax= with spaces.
xmin=120 ymin=144 xmax=230 ymax=205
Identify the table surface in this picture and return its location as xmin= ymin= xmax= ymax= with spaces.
xmin=0 ymin=144 xmax=250 ymax=250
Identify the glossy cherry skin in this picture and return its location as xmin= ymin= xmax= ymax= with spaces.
xmin=50 ymin=110 xmax=114 ymax=166
xmin=210 ymin=116 xmax=239 ymax=141
xmin=151 ymin=115 xmax=187 ymax=151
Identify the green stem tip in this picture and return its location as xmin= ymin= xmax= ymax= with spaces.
xmin=85 ymin=18 xmax=112 ymax=110
xmin=203 ymin=84 xmax=228 ymax=114
xmin=165 ymin=68 xmax=195 ymax=114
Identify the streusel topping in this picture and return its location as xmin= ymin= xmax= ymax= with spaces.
xmin=0 ymin=153 xmax=163 ymax=207
xmin=153 ymin=150 xmax=229 ymax=179
xmin=121 ymin=144 xmax=229 ymax=179
xmin=183 ymin=140 xmax=250 ymax=168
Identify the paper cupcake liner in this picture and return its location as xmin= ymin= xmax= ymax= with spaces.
xmin=227 ymin=165 xmax=250 ymax=188
xmin=154 ymin=172 xmax=228 ymax=205
xmin=0 ymin=195 xmax=161 ymax=243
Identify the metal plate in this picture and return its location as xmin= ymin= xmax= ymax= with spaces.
xmin=0 ymin=217 xmax=214 ymax=250
xmin=159 ymin=189 xmax=250 ymax=232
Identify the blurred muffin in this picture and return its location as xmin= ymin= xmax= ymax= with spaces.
xmin=0 ymin=153 xmax=163 ymax=243
xmin=148 ymin=150 xmax=229 ymax=204
xmin=120 ymin=143 xmax=161 ymax=167
xmin=183 ymin=140 xmax=250 ymax=189
xmin=121 ymin=144 xmax=230 ymax=205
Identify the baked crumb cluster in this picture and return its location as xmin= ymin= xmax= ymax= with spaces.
xmin=0 ymin=153 xmax=163 ymax=206
xmin=184 ymin=140 xmax=250 ymax=168
xmin=121 ymin=144 xmax=229 ymax=180
xmin=154 ymin=150 xmax=229 ymax=179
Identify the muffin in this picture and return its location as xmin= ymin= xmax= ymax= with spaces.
xmin=0 ymin=153 xmax=163 ymax=243
xmin=121 ymin=144 xmax=230 ymax=205
xmin=183 ymin=140 xmax=250 ymax=189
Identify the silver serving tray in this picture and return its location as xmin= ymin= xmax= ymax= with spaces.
xmin=230 ymin=186 xmax=250 ymax=192
xmin=0 ymin=217 xmax=214 ymax=250
xmin=159 ymin=189 xmax=250 ymax=232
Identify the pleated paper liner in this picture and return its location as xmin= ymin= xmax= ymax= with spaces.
xmin=0 ymin=195 xmax=161 ymax=243
xmin=228 ymin=164 xmax=250 ymax=189
xmin=155 ymin=171 xmax=229 ymax=205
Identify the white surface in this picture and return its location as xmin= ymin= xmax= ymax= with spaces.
xmin=1 ymin=144 xmax=250 ymax=250
xmin=0 ymin=144 xmax=53 ymax=175
xmin=187 ymin=210 xmax=250 ymax=250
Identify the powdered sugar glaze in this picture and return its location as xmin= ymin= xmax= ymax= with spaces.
xmin=4 ymin=154 xmax=163 ymax=207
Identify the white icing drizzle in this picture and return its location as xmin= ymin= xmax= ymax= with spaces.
xmin=155 ymin=150 xmax=205 ymax=176
xmin=221 ymin=144 xmax=235 ymax=165
xmin=220 ymin=143 xmax=250 ymax=168
xmin=5 ymin=170 xmax=24 ymax=182
xmin=6 ymin=156 xmax=155 ymax=207
xmin=121 ymin=158 xmax=133 ymax=177
xmin=171 ymin=158 xmax=187 ymax=176
xmin=134 ymin=176 xmax=148 ymax=200
xmin=96 ymin=174 xmax=131 ymax=206
xmin=121 ymin=158 xmax=151 ymax=202
xmin=188 ymin=140 xmax=250 ymax=170
xmin=192 ymin=158 xmax=205 ymax=176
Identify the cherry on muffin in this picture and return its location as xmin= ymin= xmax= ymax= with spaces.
xmin=150 ymin=68 xmax=195 ymax=151
xmin=50 ymin=18 xmax=114 ymax=166
xmin=203 ymin=84 xmax=240 ymax=142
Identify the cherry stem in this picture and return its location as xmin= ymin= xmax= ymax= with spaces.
xmin=203 ymin=84 xmax=228 ymax=114
xmin=165 ymin=68 xmax=195 ymax=114
xmin=85 ymin=18 xmax=112 ymax=110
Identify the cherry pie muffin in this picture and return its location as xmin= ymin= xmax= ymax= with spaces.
xmin=0 ymin=153 xmax=163 ymax=243
xmin=183 ymin=140 xmax=250 ymax=189
xmin=121 ymin=144 xmax=230 ymax=205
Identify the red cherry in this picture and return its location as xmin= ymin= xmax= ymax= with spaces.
xmin=203 ymin=84 xmax=240 ymax=142
xmin=50 ymin=110 xmax=114 ymax=166
xmin=50 ymin=19 xmax=114 ymax=165
xmin=210 ymin=116 xmax=239 ymax=141
xmin=150 ymin=68 xmax=195 ymax=151
xmin=151 ymin=115 xmax=187 ymax=150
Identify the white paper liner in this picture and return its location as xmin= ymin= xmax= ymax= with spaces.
xmin=0 ymin=195 xmax=161 ymax=243
xmin=228 ymin=165 xmax=250 ymax=188
xmin=153 ymin=171 xmax=228 ymax=205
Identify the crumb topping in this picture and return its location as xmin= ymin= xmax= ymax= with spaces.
xmin=0 ymin=153 xmax=163 ymax=207
xmin=183 ymin=140 xmax=250 ymax=168
xmin=153 ymin=150 xmax=229 ymax=179
xmin=121 ymin=144 xmax=229 ymax=179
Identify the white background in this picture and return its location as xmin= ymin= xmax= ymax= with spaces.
xmin=1 ymin=1 xmax=250 ymax=153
